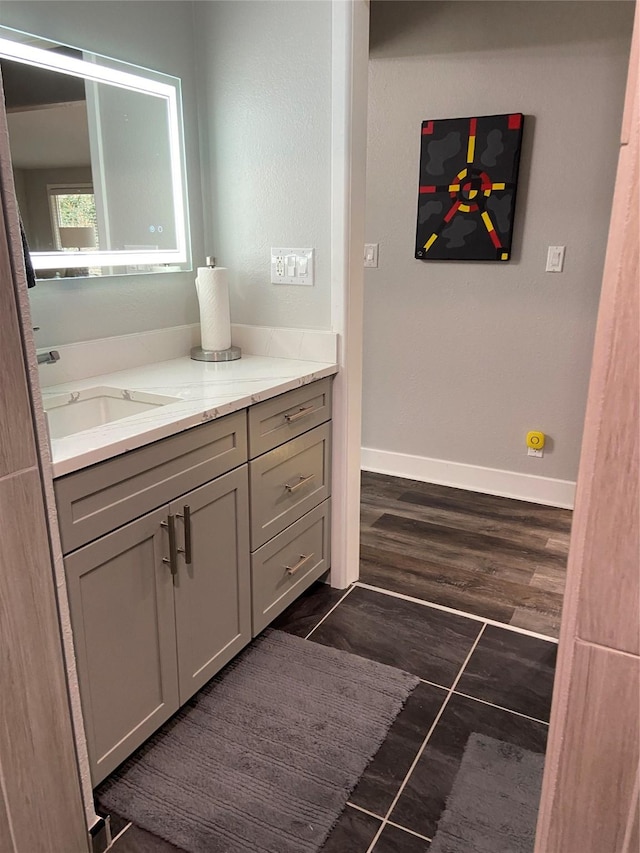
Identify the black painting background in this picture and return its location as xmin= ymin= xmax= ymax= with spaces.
xmin=415 ymin=114 xmax=524 ymax=262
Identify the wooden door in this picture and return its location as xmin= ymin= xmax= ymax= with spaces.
xmin=65 ymin=507 xmax=180 ymax=786
xmin=0 ymin=74 xmax=89 ymax=851
xmin=535 ymin=3 xmax=640 ymax=850
xmin=171 ymin=466 xmax=251 ymax=703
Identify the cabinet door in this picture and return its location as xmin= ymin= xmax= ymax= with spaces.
xmin=171 ymin=466 xmax=251 ymax=703
xmin=64 ymin=507 xmax=179 ymax=786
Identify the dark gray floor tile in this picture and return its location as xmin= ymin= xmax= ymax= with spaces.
xmin=390 ymin=693 xmax=547 ymax=838
xmin=350 ymin=682 xmax=447 ymax=815
xmin=456 ymin=625 xmax=557 ymax=721
xmin=320 ymin=807 xmax=381 ymax=852
xmin=109 ymin=823 xmax=185 ymax=852
xmin=373 ymin=823 xmax=430 ymax=852
xmin=270 ymin=577 xmax=346 ymax=637
xmin=309 ymin=586 xmax=482 ymax=685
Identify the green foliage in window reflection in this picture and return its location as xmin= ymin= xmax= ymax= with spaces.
xmin=55 ymin=193 xmax=97 ymax=229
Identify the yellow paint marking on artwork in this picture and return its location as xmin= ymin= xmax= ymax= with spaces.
xmin=492 ymin=182 xmax=506 ymax=190
xmin=467 ymin=135 xmax=476 ymax=164
xmin=467 ymin=189 xmax=478 ymax=199
xmin=456 ymin=168 xmax=468 ymax=180
xmin=458 ymin=203 xmax=472 ymax=213
xmin=484 ymin=190 xmax=491 ymax=197
xmin=481 ymin=211 xmax=495 ymax=233
xmin=449 ymin=184 xmax=460 ymax=192
xmin=501 ymin=252 xmax=509 ymax=260
xmin=424 ymin=233 xmax=438 ymax=251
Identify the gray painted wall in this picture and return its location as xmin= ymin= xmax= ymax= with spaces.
xmin=1 ymin=0 xmax=334 ymax=344
xmin=363 ymin=1 xmax=633 ymax=483
xmin=193 ymin=1 xmax=333 ymax=330
xmin=0 ymin=1 xmax=205 ymax=348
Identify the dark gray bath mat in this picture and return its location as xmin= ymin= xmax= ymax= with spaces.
xmin=97 ymin=629 xmax=418 ymax=853
xmin=429 ymin=733 xmax=545 ymax=853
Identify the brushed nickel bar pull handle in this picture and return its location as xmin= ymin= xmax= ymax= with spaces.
xmin=284 ymin=404 xmax=315 ymax=424
xmin=284 ymin=473 xmax=316 ymax=493
xmin=177 ymin=505 xmax=192 ymax=564
xmin=285 ymin=553 xmax=314 ymax=576
xmin=161 ymin=515 xmax=178 ymax=576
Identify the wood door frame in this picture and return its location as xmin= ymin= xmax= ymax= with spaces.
xmin=534 ymin=1 xmax=639 ymax=848
xmin=0 ymin=75 xmax=92 ymax=850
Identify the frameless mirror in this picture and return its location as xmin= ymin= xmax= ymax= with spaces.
xmin=0 ymin=27 xmax=190 ymax=278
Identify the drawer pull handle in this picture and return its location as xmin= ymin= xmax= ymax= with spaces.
xmin=161 ymin=515 xmax=178 ymax=576
xmin=285 ymin=553 xmax=314 ymax=576
xmin=284 ymin=404 xmax=315 ymax=424
xmin=284 ymin=473 xmax=316 ymax=493
xmin=177 ymin=505 xmax=192 ymax=564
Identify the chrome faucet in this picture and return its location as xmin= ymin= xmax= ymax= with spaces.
xmin=37 ymin=350 xmax=60 ymax=365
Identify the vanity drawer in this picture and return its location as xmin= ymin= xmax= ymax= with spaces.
xmin=251 ymin=500 xmax=331 ymax=635
xmin=55 ymin=411 xmax=247 ymax=554
xmin=249 ymin=423 xmax=331 ymax=550
xmin=248 ymin=377 xmax=331 ymax=458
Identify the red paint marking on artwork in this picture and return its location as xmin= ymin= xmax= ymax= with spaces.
xmin=469 ymin=118 xmax=477 ymax=136
xmin=508 ymin=114 xmax=522 ymax=130
xmin=422 ymin=121 xmax=434 ymax=135
xmin=480 ymin=172 xmax=492 ymax=191
xmin=444 ymin=201 xmax=461 ymax=223
xmin=488 ymin=227 xmax=502 ymax=249
xmin=419 ymin=185 xmax=437 ymax=193
xmin=463 ymin=182 xmax=472 ymax=192
xmin=468 ymin=203 xmax=479 ymax=212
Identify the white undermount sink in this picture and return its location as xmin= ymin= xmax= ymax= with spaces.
xmin=44 ymin=386 xmax=181 ymax=440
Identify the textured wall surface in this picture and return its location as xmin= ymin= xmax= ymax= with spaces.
xmin=363 ymin=1 xmax=634 ymax=482
xmin=0 ymin=1 xmax=205 ymax=347
xmin=194 ymin=1 xmax=333 ymax=330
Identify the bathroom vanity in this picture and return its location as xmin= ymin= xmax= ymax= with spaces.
xmin=46 ymin=359 xmax=335 ymax=785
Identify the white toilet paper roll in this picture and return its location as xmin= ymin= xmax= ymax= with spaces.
xmin=195 ymin=266 xmax=231 ymax=352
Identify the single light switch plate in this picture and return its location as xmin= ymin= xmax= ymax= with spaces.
xmin=271 ymin=248 xmax=314 ymax=285
xmin=546 ymin=245 xmax=565 ymax=272
xmin=528 ymin=447 xmax=544 ymax=457
xmin=364 ymin=243 xmax=379 ymax=268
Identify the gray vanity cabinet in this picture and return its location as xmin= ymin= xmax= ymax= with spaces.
xmin=65 ymin=467 xmax=250 ymax=785
xmin=58 ymin=414 xmax=252 ymax=785
xmin=56 ymin=378 xmax=332 ymax=787
xmin=64 ymin=506 xmax=180 ymax=785
xmin=171 ymin=467 xmax=250 ymax=704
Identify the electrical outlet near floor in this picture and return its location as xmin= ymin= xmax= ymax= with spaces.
xmin=271 ymin=248 xmax=314 ymax=286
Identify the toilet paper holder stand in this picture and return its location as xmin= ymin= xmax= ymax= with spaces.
xmin=191 ymin=256 xmax=242 ymax=362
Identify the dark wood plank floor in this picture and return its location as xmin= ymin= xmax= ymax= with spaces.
xmin=360 ymin=472 xmax=572 ymax=637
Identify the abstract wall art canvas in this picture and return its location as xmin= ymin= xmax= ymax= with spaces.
xmin=415 ymin=113 xmax=524 ymax=262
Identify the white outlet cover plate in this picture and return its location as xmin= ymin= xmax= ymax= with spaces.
xmin=271 ymin=248 xmax=314 ymax=286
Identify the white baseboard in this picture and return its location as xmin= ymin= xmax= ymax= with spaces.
xmin=361 ymin=447 xmax=575 ymax=509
